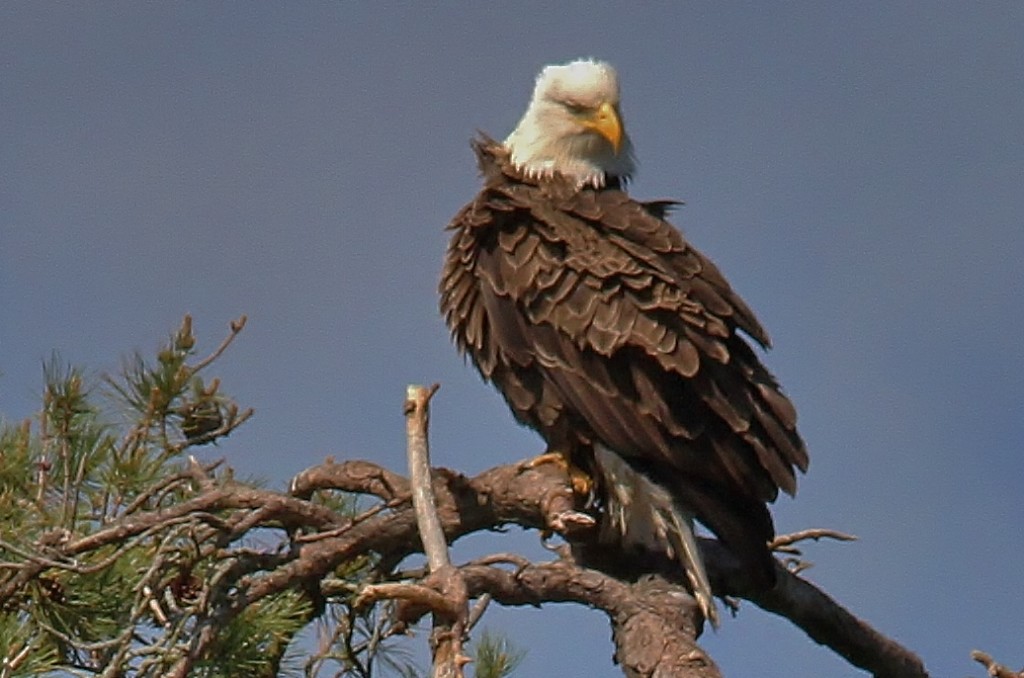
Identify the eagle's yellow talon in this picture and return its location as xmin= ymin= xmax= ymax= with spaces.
xmin=522 ymin=451 xmax=567 ymax=470
xmin=569 ymin=468 xmax=592 ymax=497
xmin=522 ymin=451 xmax=593 ymax=497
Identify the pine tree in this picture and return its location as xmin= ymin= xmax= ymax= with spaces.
xmin=0 ymin=317 xmax=525 ymax=677
xmin=5 ymin=316 xmax=979 ymax=677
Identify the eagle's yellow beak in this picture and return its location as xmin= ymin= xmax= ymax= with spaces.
xmin=582 ymin=102 xmax=623 ymax=155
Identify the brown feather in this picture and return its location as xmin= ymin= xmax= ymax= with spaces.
xmin=439 ymin=137 xmax=809 ymax=589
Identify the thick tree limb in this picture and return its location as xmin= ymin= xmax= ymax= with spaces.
xmin=751 ymin=562 xmax=928 ymax=678
xmin=295 ymin=458 xmax=931 ymax=676
xmin=284 ymin=459 xmax=928 ymax=677
xmin=459 ymin=561 xmax=720 ymax=677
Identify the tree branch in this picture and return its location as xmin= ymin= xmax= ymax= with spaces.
xmin=456 ymin=561 xmax=720 ymax=677
xmin=972 ymin=650 xmax=1024 ymax=678
xmin=6 ymin=452 xmax=933 ymax=677
xmin=404 ymin=384 xmax=469 ymax=678
xmin=406 ymin=384 xmax=446 ymax=572
xmin=751 ymin=561 xmax=928 ymax=678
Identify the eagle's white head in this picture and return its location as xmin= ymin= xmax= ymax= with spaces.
xmin=504 ymin=59 xmax=636 ymax=188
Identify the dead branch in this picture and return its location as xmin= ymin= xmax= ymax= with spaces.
xmin=406 ymin=384 xmax=446 ymax=572
xmin=405 ymin=384 xmax=469 ymax=678
xmin=770 ymin=528 xmax=858 ymax=552
xmin=355 ymin=581 xmax=460 ymax=619
xmin=972 ymin=650 xmax=1024 ymax=678
xmin=290 ymin=458 xmax=410 ymax=503
xmin=458 ymin=561 xmax=721 ymax=677
xmin=188 ymin=315 xmax=247 ymax=375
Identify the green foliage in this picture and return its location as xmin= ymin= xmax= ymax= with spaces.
xmin=0 ymin=421 xmax=36 ymax=523
xmin=0 ymin=316 xmax=526 ymax=677
xmin=0 ymin=615 xmax=60 ymax=677
xmin=471 ymin=629 xmax=525 ymax=678
xmin=193 ymin=589 xmax=312 ymax=677
xmin=0 ymin=316 xmax=321 ymax=677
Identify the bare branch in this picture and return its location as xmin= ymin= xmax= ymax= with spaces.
xmin=189 ymin=315 xmax=247 ymax=375
xmin=404 ymin=383 xmax=469 ymax=678
xmin=770 ymin=528 xmax=858 ymax=552
xmin=405 ymin=384 xmax=447 ymax=573
xmin=290 ymin=458 xmax=410 ymax=502
xmin=456 ymin=561 xmax=721 ymax=678
xmin=748 ymin=559 xmax=929 ymax=678
xmin=972 ymin=650 xmax=1024 ymax=678
xmin=356 ymin=582 xmax=461 ymax=619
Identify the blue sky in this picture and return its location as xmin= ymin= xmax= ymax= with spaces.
xmin=2 ymin=3 xmax=1022 ymax=676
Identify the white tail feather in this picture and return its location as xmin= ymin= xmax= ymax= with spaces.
xmin=593 ymin=444 xmax=719 ymax=628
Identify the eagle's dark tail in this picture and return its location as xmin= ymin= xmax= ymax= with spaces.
xmin=677 ymin=480 xmax=778 ymax=593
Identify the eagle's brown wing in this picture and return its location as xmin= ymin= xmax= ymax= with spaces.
xmin=441 ymin=139 xmax=808 ymax=583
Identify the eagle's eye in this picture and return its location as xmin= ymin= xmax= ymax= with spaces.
xmin=562 ymin=101 xmax=589 ymax=116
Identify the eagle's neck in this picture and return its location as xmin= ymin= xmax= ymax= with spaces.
xmin=503 ymin=135 xmax=614 ymax=188
xmin=504 ymin=112 xmax=634 ymax=189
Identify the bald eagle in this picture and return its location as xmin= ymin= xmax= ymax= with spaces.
xmin=440 ymin=59 xmax=808 ymax=626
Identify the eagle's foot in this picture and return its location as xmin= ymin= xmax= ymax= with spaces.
xmin=549 ymin=510 xmax=596 ymax=534
xmin=521 ymin=451 xmax=593 ymax=497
